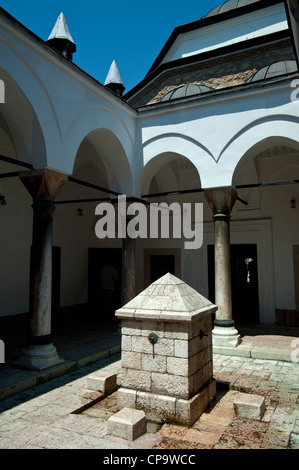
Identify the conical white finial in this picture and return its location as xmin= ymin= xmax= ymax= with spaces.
xmin=104 ymin=60 xmax=124 ymax=86
xmin=48 ymin=12 xmax=75 ymax=44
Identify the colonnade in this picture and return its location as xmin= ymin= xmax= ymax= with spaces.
xmin=16 ymin=167 xmax=240 ymax=371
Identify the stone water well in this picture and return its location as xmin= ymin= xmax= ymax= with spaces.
xmin=115 ymin=273 xmax=217 ymax=426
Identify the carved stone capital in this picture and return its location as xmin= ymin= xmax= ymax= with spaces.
xmin=204 ymin=187 xmax=238 ymax=216
xmin=19 ymin=167 xmax=68 ymax=201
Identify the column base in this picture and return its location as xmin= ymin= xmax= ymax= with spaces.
xmin=15 ymin=343 xmax=64 ymax=371
xmin=212 ymin=325 xmax=241 ymax=348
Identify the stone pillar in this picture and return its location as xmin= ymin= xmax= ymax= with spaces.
xmin=204 ymin=187 xmax=241 ymax=348
xmin=121 ymin=214 xmax=136 ymax=306
xmin=16 ymin=168 xmax=67 ymax=370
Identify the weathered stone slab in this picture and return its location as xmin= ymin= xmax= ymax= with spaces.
xmin=108 ymin=408 xmax=146 ymax=441
xmin=233 ymin=392 xmax=266 ymax=420
xmin=87 ymin=373 xmax=117 ymax=396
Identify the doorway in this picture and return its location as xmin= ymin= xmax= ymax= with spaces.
xmin=88 ymin=248 xmax=122 ymax=317
xmin=144 ymin=248 xmax=181 ymax=287
xmin=208 ymin=244 xmax=259 ymax=324
xmin=149 ymin=254 xmax=175 ymax=283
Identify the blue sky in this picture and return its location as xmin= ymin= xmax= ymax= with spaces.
xmin=0 ymin=0 xmax=222 ymax=92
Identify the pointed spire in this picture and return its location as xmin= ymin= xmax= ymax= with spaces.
xmin=48 ymin=12 xmax=75 ymax=42
xmin=46 ymin=12 xmax=76 ymax=61
xmin=104 ymin=60 xmax=125 ymax=97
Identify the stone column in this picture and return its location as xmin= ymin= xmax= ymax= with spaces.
xmin=16 ymin=168 xmax=67 ymax=370
xmin=121 ymin=214 xmax=136 ymax=306
xmin=204 ymin=187 xmax=241 ymax=347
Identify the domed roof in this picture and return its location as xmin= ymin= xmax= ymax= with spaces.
xmin=247 ymin=60 xmax=297 ymax=82
xmin=160 ymin=83 xmax=213 ymax=101
xmin=203 ymin=0 xmax=261 ymax=18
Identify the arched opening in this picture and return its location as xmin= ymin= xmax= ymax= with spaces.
xmin=0 ymin=67 xmax=47 ymax=166
xmin=136 ymin=152 xmax=203 ymax=293
xmin=231 ymin=137 xmax=299 ymax=326
xmin=53 ymin=129 xmax=132 ymax=328
xmin=0 ymin=67 xmax=47 ymax=334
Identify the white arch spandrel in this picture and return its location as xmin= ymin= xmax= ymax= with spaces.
xmin=134 ymin=133 xmax=212 ymax=195
xmin=66 ymin=110 xmax=134 ymax=195
xmin=214 ymin=116 xmax=299 ymax=188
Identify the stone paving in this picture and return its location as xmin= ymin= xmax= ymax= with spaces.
xmin=0 ymin=350 xmax=298 ymax=450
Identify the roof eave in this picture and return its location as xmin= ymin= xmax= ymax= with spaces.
xmin=124 ymin=28 xmax=291 ymax=102
xmin=145 ymin=0 xmax=284 ymax=77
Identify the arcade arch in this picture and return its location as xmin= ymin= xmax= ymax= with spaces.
xmin=135 ymin=152 xmax=204 ymax=293
xmin=53 ymin=129 xmax=132 ymax=323
xmin=230 ymin=137 xmax=299 ymax=325
xmin=0 ymin=68 xmax=47 ymax=319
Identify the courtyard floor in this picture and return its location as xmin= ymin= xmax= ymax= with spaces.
xmin=0 ymin=320 xmax=298 ymax=451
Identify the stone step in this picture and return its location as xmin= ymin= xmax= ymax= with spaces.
xmin=108 ymin=407 xmax=147 ymax=441
xmin=233 ymin=392 xmax=266 ymax=420
xmin=86 ymin=372 xmax=117 ymax=396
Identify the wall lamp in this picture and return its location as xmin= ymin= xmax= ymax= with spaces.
xmin=0 ymin=195 xmax=6 ymax=205
xmin=291 ymin=199 xmax=296 ymax=209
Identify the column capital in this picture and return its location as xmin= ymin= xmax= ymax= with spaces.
xmin=204 ymin=187 xmax=238 ymax=216
xmin=19 ymin=167 xmax=68 ymax=201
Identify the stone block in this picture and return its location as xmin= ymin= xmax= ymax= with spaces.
xmin=167 ymin=356 xmax=189 ymax=376
xmin=174 ymin=339 xmax=189 ymax=358
xmin=176 ymin=389 xmax=208 ymax=426
xmin=121 ymin=351 xmax=142 ymax=370
xmin=163 ymin=322 xmax=191 ymax=340
xmin=192 ymin=369 xmax=203 ymax=394
xmin=133 ymin=335 xmax=154 ymax=354
xmin=151 ymin=372 xmax=190 ymax=399
xmin=175 ymin=379 xmax=216 ymax=426
xmin=233 ymin=392 xmax=266 ymax=420
xmin=136 ymin=390 xmax=176 ymax=423
xmin=121 ymin=334 xmax=132 ymax=352
xmin=122 ymin=368 xmax=151 ymax=391
xmin=141 ymin=321 xmax=165 ymax=338
xmin=189 ymin=336 xmax=204 ymax=356
xmin=154 ymin=337 xmax=175 ymax=356
xmin=121 ymin=320 xmax=142 ymax=336
xmin=202 ymin=360 xmax=213 ymax=384
xmin=117 ymin=388 xmax=137 ymax=409
xmin=87 ymin=373 xmax=117 ymax=395
xmin=142 ymin=353 xmax=167 ymax=373
xmin=108 ymin=408 xmax=146 ymax=441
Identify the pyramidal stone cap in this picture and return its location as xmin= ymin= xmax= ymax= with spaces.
xmin=115 ymin=272 xmax=217 ymax=322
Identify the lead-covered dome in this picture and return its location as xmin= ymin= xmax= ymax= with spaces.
xmin=203 ymin=0 xmax=261 ymax=18
xmin=160 ymin=84 xmax=213 ymax=101
xmin=247 ymin=60 xmax=297 ymax=82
